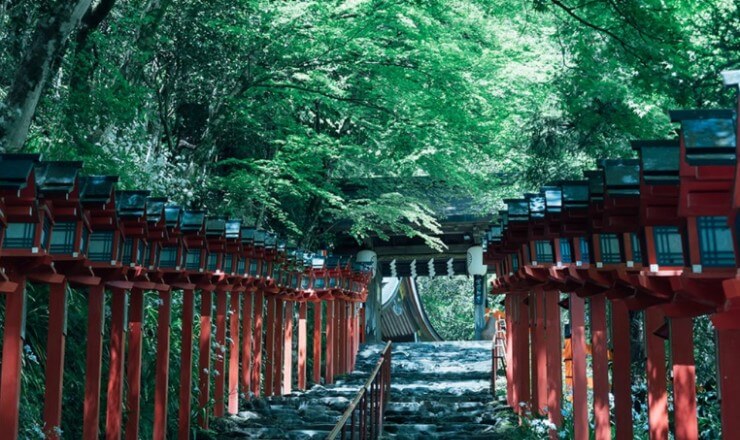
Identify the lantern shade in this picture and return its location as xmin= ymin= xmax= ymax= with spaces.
xmin=499 ymin=210 xmax=509 ymax=226
xmin=466 ymin=246 xmax=487 ymax=275
xmin=253 ymin=229 xmax=266 ymax=247
xmin=543 ymin=186 xmax=562 ymax=213
xmin=356 ymin=250 xmax=378 ymax=276
xmin=561 ymin=180 xmax=590 ymax=208
xmin=146 ymin=198 xmax=167 ymax=224
xmin=505 ymin=199 xmax=529 ymax=222
xmin=164 ymin=205 xmax=182 ymax=228
xmin=225 ymin=220 xmax=241 ymax=239
xmin=80 ymin=176 xmax=118 ymax=204
xmin=600 ymin=159 xmax=640 ymax=197
xmin=36 ymin=161 xmax=82 ymax=195
xmin=180 ymin=210 xmax=205 ymax=232
xmin=117 ymin=191 xmax=150 ymax=218
xmin=241 ymin=226 xmax=256 ymax=245
xmin=584 ymin=170 xmax=604 ymax=201
xmin=264 ymin=232 xmax=277 ymax=250
xmin=631 ymin=140 xmax=680 ymax=185
xmin=205 ymin=217 xmax=226 ymax=237
xmin=722 ymin=70 xmax=740 ymax=87
xmin=670 ymin=109 xmax=737 ymax=165
xmin=0 ymin=154 xmax=40 ymax=190
xmin=527 ymin=193 xmax=546 ymax=219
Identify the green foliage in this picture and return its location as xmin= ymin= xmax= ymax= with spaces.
xmin=416 ymin=276 xmax=474 ymax=340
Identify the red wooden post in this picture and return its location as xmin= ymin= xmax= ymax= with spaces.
xmin=153 ymin=289 xmax=172 ymax=440
xmin=534 ymin=289 xmax=548 ymax=415
xmin=325 ymin=300 xmax=335 ymax=384
xmin=83 ymin=284 xmax=106 ymax=440
xmin=251 ymin=291 xmax=264 ymax=397
xmin=0 ymin=275 xmax=27 ymax=439
xmin=298 ymin=302 xmax=308 ymax=389
xmin=213 ymin=290 xmax=228 ymax=416
xmin=241 ymin=291 xmax=253 ymax=395
xmin=670 ymin=317 xmax=698 ymax=440
xmin=273 ymin=299 xmax=285 ymax=394
xmin=645 ymin=307 xmax=669 ymax=440
xmin=717 ymin=328 xmax=740 ymax=437
xmin=590 ymin=295 xmax=611 ymax=440
xmin=337 ymin=300 xmax=345 ymax=376
xmin=505 ymin=295 xmax=514 ymax=407
xmin=178 ymin=288 xmax=195 ymax=440
xmin=545 ymin=290 xmax=562 ymax=434
xmin=517 ymin=294 xmax=531 ymax=409
xmin=570 ymin=293 xmax=588 ymax=440
xmin=611 ymin=300 xmax=633 ymax=440
xmin=228 ymin=291 xmax=241 ymax=414
xmin=105 ymin=287 xmax=128 ymax=440
xmin=42 ymin=281 xmax=68 ymax=439
xmin=264 ymin=296 xmax=276 ymax=396
xmin=313 ymin=301 xmax=323 ymax=384
xmin=198 ymin=289 xmax=213 ymax=429
xmin=283 ymin=301 xmax=294 ymax=395
xmin=124 ymin=287 xmax=145 ymax=440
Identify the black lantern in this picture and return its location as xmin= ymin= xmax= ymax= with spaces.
xmin=144 ymin=197 xmax=168 ymax=270
xmin=205 ymin=217 xmax=226 ymax=272
xmin=527 ymin=193 xmax=546 ymax=220
xmin=180 ymin=210 xmax=206 ymax=272
xmin=159 ymin=205 xmax=183 ymax=270
xmin=80 ymin=176 xmax=121 ymax=265
xmin=631 ymin=140 xmax=681 ymax=185
xmin=543 ymin=186 xmax=562 ymax=214
xmin=117 ymin=190 xmax=150 ymax=267
xmin=584 ymin=170 xmax=605 ymax=201
xmin=224 ymin=219 xmax=242 ymax=275
xmin=505 ymin=199 xmax=529 ymax=222
xmin=561 ymin=181 xmax=590 ymax=209
xmin=600 ymin=159 xmax=640 ymax=197
xmin=36 ymin=161 xmax=89 ymax=258
xmin=670 ymin=109 xmax=737 ymax=165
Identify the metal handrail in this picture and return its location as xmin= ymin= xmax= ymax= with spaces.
xmin=327 ymin=341 xmax=393 ymax=440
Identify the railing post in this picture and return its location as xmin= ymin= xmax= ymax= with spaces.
xmin=43 ymin=281 xmax=68 ymax=440
xmin=83 ymin=284 xmax=105 ymax=440
xmin=178 ymin=288 xmax=195 ymax=440
xmin=283 ymin=300 xmax=294 ymax=395
xmin=264 ymin=295 xmax=276 ymax=396
xmin=251 ymin=291 xmax=264 ymax=397
xmin=591 ymin=295 xmax=611 ymax=440
xmin=228 ymin=290 xmax=241 ymax=414
xmin=124 ymin=287 xmax=145 ymax=440
xmin=570 ymin=293 xmax=588 ymax=440
xmin=273 ymin=298 xmax=285 ymax=394
xmin=0 ymin=275 xmax=27 ymax=440
xmin=297 ymin=301 xmax=308 ymax=389
xmin=670 ymin=317 xmax=698 ymax=440
xmin=153 ymin=288 xmax=172 ymax=439
xmin=326 ymin=300 xmax=335 ymax=383
xmin=198 ymin=289 xmax=213 ymax=428
xmin=313 ymin=301 xmax=323 ymax=384
xmin=105 ymin=287 xmax=128 ymax=440
xmin=645 ymin=307 xmax=669 ymax=440
xmin=241 ymin=291 xmax=253 ymax=395
xmin=213 ymin=289 xmax=228 ymax=416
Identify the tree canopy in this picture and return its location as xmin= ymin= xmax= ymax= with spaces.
xmin=2 ymin=0 xmax=739 ymax=248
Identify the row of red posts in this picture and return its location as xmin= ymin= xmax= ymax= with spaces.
xmin=484 ymin=70 xmax=740 ymax=440
xmin=0 ymin=155 xmax=372 ymax=440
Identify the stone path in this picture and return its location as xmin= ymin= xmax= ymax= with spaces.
xmin=382 ymin=341 xmax=514 ymax=439
xmin=211 ymin=341 xmax=518 ymax=439
xmin=211 ymin=344 xmax=387 ymax=439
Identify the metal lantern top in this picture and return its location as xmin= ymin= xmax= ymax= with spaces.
xmin=504 ymin=199 xmax=529 ymax=222
xmin=600 ymin=159 xmax=641 ymax=197
xmin=584 ymin=170 xmax=605 ymax=201
xmin=670 ymin=109 xmax=736 ymax=166
xmin=180 ymin=210 xmax=206 ymax=234
xmin=527 ymin=193 xmax=546 ymax=220
xmin=36 ymin=161 xmax=83 ymax=197
xmin=543 ymin=186 xmax=562 ymax=214
xmin=631 ymin=140 xmax=681 ymax=185
xmin=560 ymin=180 xmax=590 ymax=209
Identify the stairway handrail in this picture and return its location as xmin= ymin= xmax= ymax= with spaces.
xmin=327 ymin=341 xmax=393 ymax=439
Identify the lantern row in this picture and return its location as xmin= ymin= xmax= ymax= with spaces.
xmin=0 ymin=154 xmax=373 ymax=300
xmin=483 ymin=70 xmax=740 ymax=440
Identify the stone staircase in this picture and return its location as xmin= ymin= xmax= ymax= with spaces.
xmin=381 ymin=341 xmax=515 ymax=439
xmin=211 ymin=344 xmax=386 ymax=439
xmin=211 ymin=341 xmax=517 ymax=439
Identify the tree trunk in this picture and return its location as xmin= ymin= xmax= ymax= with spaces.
xmin=0 ymin=0 xmax=94 ymax=153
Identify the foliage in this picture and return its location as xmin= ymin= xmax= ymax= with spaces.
xmin=415 ymin=275 xmax=474 ymax=340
